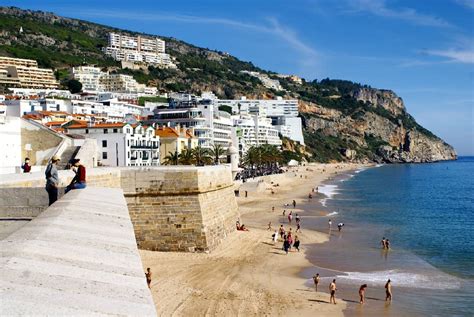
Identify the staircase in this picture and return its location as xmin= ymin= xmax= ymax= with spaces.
xmin=57 ymin=146 xmax=80 ymax=170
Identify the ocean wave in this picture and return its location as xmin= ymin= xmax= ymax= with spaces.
xmin=326 ymin=211 xmax=338 ymax=217
xmin=318 ymin=184 xmax=339 ymax=198
xmin=334 ymin=269 xmax=461 ymax=290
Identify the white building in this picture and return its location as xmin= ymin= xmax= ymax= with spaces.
xmin=104 ymin=33 xmax=176 ymax=68
xmin=71 ymin=99 xmax=145 ymax=122
xmin=0 ymin=115 xmax=22 ymax=174
xmin=64 ymin=122 xmax=160 ymax=167
xmin=240 ymin=71 xmax=283 ymax=91
xmin=215 ymin=96 xmax=304 ymax=144
xmin=72 ymin=66 xmax=103 ymax=92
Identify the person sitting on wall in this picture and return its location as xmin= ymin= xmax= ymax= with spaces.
xmin=65 ymin=159 xmax=87 ymax=193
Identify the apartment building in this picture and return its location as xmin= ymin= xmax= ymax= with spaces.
xmin=0 ymin=57 xmax=58 ymax=89
xmin=71 ymin=99 xmax=144 ymax=121
xmin=72 ymin=66 xmax=103 ymax=92
xmin=104 ymin=33 xmax=175 ymax=68
xmin=64 ymin=122 xmax=160 ymax=167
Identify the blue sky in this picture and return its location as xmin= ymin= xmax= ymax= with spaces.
xmin=4 ymin=0 xmax=473 ymax=155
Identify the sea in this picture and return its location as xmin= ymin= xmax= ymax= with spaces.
xmin=302 ymin=157 xmax=474 ymax=317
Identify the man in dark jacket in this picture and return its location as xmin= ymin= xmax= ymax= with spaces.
xmin=45 ymin=155 xmax=61 ymax=205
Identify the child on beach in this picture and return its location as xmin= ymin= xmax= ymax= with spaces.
xmin=145 ymin=268 xmax=152 ymax=289
xmin=359 ymin=284 xmax=367 ymax=304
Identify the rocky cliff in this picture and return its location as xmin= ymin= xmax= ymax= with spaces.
xmin=301 ymin=86 xmax=457 ymax=163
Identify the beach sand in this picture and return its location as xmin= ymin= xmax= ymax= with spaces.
xmin=140 ymin=163 xmax=364 ymax=316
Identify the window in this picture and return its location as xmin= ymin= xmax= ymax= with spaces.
xmin=104 ymin=129 xmax=108 ymax=134
xmin=85 ymin=129 xmax=89 ymax=134
xmin=113 ymin=129 xmax=118 ymax=133
xmin=127 ymin=140 xmax=130 ymax=146
xmin=102 ymin=140 xmax=107 ymax=148
xmin=102 ymin=152 xmax=108 ymax=159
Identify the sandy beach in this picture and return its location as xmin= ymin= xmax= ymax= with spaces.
xmin=140 ymin=163 xmax=365 ymax=316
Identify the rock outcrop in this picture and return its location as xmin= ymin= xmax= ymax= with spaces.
xmin=301 ymin=88 xmax=457 ymax=163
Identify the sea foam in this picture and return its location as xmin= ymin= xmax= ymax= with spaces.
xmin=334 ymin=269 xmax=461 ymax=290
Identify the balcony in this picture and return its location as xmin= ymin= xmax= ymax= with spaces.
xmin=130 ymin=145 xmax=159 ymax=149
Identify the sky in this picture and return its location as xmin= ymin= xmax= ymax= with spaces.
xmin=4 ymin=0 xmax=474 ymax=155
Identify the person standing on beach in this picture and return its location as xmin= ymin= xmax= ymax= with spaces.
xmin=329 ymin=279 xmax=337 ymax=304
xmin=288 ymin=211 xmax=293 ymax=224
xmin=45 ymin=155 xmax=61 ymax=206
xmin=359 ymin=284 xmax=367 ymax=304
xmin=283 ymin=209 xmax=286 ymax=216
xmin=293 ymin=236 xmax=300 ymax=252
xmin=267 ymin=221 xmax=272 ymax=230
xmin=313 ymin=273 xmax=320 ymax=291
xmin=296 ymin=214 xmax=301 ymax=224
xmin=337 ymin=223 xmax=344 ymax=232
xmin=385 ymin=239 xmax=391 ymax=250
xmin=292 ymin=200 xmax=296 ymax=208
xmin=381 ymin=237 xmax=387 ymax=249
xmin=385 ymin=279 xmax=392 ymax=301
xmin=328 ymin=219 xmax=332 ymax=229
xmin=145 ymin=268 xmax=152 ymax=289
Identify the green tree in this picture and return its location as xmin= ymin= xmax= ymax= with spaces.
xmin=210 ymin=144 xmax=226 ymax=165
xmin=192 ymin=146 xmax=211 ymax=166
xmin=67 ymin=79 xmax=82 ymax=93
xmin=178 ymin=148 xmax=194 ymax=165
xmin=163 ymin=151 xmax=179 ymax=165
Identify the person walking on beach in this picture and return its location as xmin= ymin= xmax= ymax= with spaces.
xmin=283 ymin=237 xmax=291 ymax=254
xmin=296 ymin=222 xmax=301 ymax=233
xmin=329 ymin=279 xmax=337 ymax=304
xmin=337 ymin=223 xmax=344 ymax=232
xmin=296 ymin=214 xmax=301 ymax=224
xmin=45 ymin=155 xmax=61 ymax=206
xmin=328 ymin=219 xmax=332 ymax=229
xmin=293 ymin=236 xmax=300 ymax=252
xmin=292 ymin=200 xmax=296 ymax=208
xmin=283 ymin=209 xmax=286 ymax=216
xmin=272 ymin=230 xmax=278 ymax=244
xmin=279 ymin=225 xmax=285 ymax=239
xmin=313 ymin=273 xmax=320 ymax=291
xmin=359 ymin=284 xmax=368 ymax=304
xmin=145 ymin=268 xmax=152 ymax=289
xmin=288 ymin=211 xmax=293 ymax=224
xmin=385 ymin=279 xmax=392 ymax=302
xmin=267 ymin=221 xmax=272 ymax=230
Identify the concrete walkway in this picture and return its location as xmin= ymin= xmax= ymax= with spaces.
xmin=0 ymin=188 xmax=156 ymax=316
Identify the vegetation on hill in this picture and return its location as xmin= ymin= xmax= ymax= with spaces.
xmin=0 ymin=6 xmax=453 ymax=163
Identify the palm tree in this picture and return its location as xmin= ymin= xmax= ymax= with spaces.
xmin=178 ymin=148 xmax=194 ymax=165
xmin=163 ymin=151 xmax=179 ymax=166
xmin=192 ymin=146 xmax=211 ymax=166
xmin=210 ymin=144 xmax=226 ymax=165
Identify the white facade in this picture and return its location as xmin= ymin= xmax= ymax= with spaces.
xmin=0 ymin=116 xmax=22 ymax=174
xmin=65 ymin=123 xmax=160 ymax=167
xmin=72 ymin=66 xmax=103 ymax=92
xmin=71 ymin=99 xmax=144 ymax=121
xmin=105 ymin=33 xmax=176 ymax=68
xmin=215 ymin=96 xmax=304 ymax=144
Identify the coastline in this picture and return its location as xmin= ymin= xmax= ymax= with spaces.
xmin=140 ymin=163 xmax=366 ymax=316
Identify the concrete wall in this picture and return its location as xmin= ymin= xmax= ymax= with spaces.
xmin=0 ymin=116 xmax=21 ymax=174
xmin=0 ymin=165 xmax=239 ymax=252
xmin=0 ymin=187 xmax=156 ymax=316
xmin=75 ymin=138 xmax=99 ymax=168
xmin=21 ymin=119 xmax=65 ymax=166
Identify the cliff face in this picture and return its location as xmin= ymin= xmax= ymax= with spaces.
xmin=301 ymin=88 xmax=457 ymax=163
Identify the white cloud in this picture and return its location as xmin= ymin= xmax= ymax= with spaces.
xmin=346 ymin=0 xmax=453 ymax=27
xmin=75 ymin=10 xmax=318 ymax=65
xmin=424 ymin=49 xmax=474 ymax=64
xmin=454 ymin=0 xmax=474 ymax=9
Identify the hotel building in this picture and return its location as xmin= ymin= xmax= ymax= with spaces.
xmin=0 ymin=57 xmax=59 ymax=90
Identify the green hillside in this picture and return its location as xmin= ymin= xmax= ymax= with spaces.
xmin=0 ymin=6 xmax=455 ymax=163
